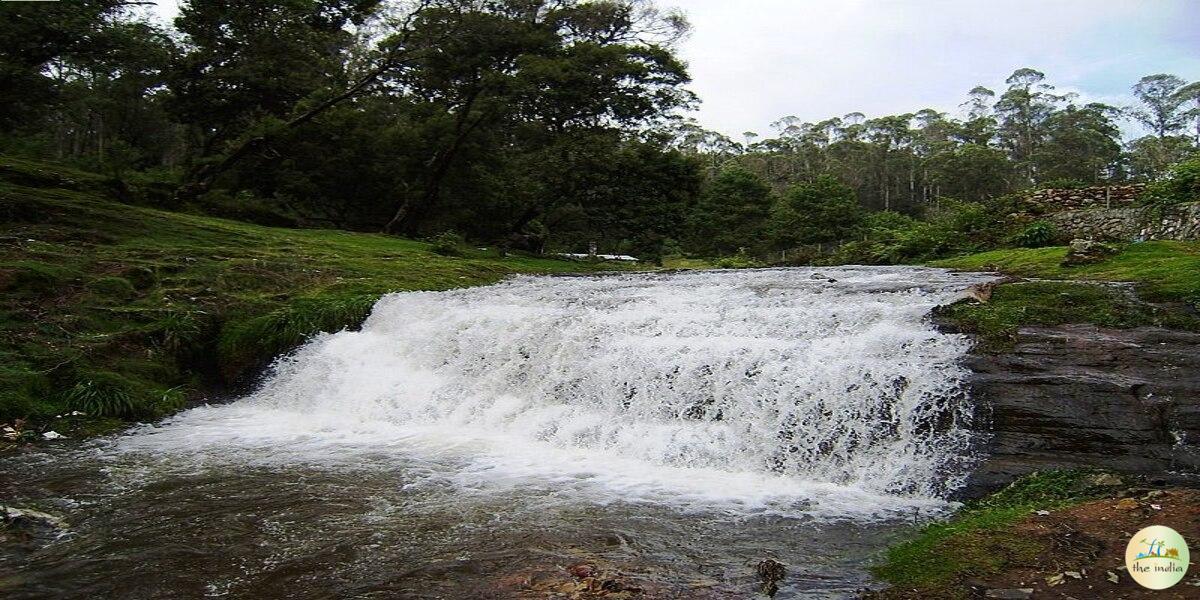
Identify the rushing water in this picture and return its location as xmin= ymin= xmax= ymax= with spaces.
xmin=1 ymin=267 xmax=994 ymax=599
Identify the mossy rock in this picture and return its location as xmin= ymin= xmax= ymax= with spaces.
xmin=86 ymin=276 xmax=136 ymax=301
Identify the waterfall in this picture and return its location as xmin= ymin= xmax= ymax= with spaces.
xmin=120 ymin=267 xmax=993 ymax=517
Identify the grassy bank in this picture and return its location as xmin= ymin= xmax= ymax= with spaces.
xmin=870 ymin=470 xmax=1104 ymax=598
xmin=0 ymin=157 xmax=624 ymax=437
xmin=931 ymin=242 xmax=1200 ymax=349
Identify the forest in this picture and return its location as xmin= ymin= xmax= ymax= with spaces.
xmin=3 ymin=0 xmax=1199 ymax=262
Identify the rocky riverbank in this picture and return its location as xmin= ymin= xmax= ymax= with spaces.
xmin=960 ymin=323 xmax=1200 ymax=497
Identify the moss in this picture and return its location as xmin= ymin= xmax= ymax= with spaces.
xmin=0 ymin=155 xmax=629 ymax=428
xmin=872 ymin=470 xmax=1105 ymax=594
xmin=86 ymin=276 xmax=136 ymax=301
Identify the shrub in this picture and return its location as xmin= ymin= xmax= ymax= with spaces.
xmin=1141 ymin=155 xmax=1200 ymax=205
xmin=1011 ymin=221 xmax=1058 ymax=248
xmin=218 ymin=294 xmax=377 ymax=379
xmin=430 ymin=231 xmax=467 ymax=256
xmin=713 ymin=248 xmax=764 ymax=269
xmin=60 ymin=372 xmax=139 ymax=418
xmin=1040 ymin=178 xmax=1087 ymax=190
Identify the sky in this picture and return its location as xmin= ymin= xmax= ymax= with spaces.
xmin=147 ymin=0 xmax=1200 ymax=139
xmin=675 ymin=0 xmax=1200 ymax=139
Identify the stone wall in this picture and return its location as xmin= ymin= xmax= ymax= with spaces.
xmin=1044 ymin=201 xmax=1200 ymax=242
xmin=1022 ymin=184 xmax=1145 ymax=213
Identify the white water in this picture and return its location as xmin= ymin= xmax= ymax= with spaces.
xmin=115 ymin=267 xmax=993 ymax=519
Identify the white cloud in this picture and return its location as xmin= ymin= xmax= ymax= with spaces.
xmin=674 ymin=0 xmax=1200 ymax=138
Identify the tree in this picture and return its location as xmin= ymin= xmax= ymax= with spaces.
xmin=1034 ymin=103 xmax=1122 ymax=184
xmin=1174 ymin=81 xmax=1200 ymax=146
xmin=380 ymin=0 xmax=693 ymax=235
xmin=1130 ymin=74 xmax=1189 ymax=138
xmin=769 ymin=175 xmax=863 ymax=248
xmin=994 ymin=68 xmax=1062 ymax=184
xmin=686 ymin=167 xmax=774 ymax=255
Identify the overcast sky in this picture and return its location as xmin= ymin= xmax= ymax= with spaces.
xmin=676 ymin=0 xmax=1200 ymax=139
xmin=148 ymin=0 xmax=1199 ymax=138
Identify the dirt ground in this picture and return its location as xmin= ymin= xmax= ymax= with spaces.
xmin=968 ymin=488 xmax=1200 ymax=599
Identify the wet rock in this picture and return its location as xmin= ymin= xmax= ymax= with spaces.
xmin=1 ymin=506 xmax=67 ymax=532
xmin=960 ymin=325 xmax=1200 ymax=497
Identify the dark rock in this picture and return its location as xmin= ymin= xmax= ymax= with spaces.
xmin=961 ymin=325 xmax=1200 ymax=498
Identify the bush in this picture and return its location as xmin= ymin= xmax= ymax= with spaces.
xmin=1142 ymin=155 xmax=1200 ymax=205
xmin=1011 ymin=221 xmax=1058 ymax=248
xmin=1040 ymin=178 xmax=1087 ymax=190
xmin=713 ymin=248 xmax=764 ymax=269
xmin=60 ymin=372 xmax=139 ymax=418
xmin=430 ymin=231 xmax=467 ymax=256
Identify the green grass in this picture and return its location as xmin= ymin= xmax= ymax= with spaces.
xmin=0 ymin=156 xmax=628 ymax=431
xmin=871 ymin=470 xmax=1106 ymax=597
xmin=931 ymin=242 xmax=1200 ymax=349
xmin=932 ymin=241 xmax=1200 ymax=305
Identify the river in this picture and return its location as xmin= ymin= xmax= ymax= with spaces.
xmin=1 ymin=267 xmax=995 ymax=598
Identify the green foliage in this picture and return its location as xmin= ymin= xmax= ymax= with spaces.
xmin=1010 ymin=220 xmax=1057 ymax=248
xmin=430 ymin=231 xmax=467 ymax=257
xmin=1039 ymin=178 xmax=1087 ymax=189
xmin=0 ymin=260 xmax=81 ymax=297
xmin=60 ymin=372 xmax=139 ymax=418
xmin=686 ymin=167 xmax=774 ymax=256
xmin=218 ymin=295 xmax=377 ymax=374
xmin=1141 ymin=154 xmax=1200 ymax=205
xmin=933 ymin=240 xmax=1200 ymax=305
xmin=769 ymin=175 xmax=863 ymax=248
xmin=86 ymin=276 xmax=136 ymax=301
xmin=873 ymin=470 xmax=1104 ymax=591
xmin=712 ymin=249 xmax=764 ymax=269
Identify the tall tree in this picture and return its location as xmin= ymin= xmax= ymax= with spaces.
xmin=1130 ymin=74 xmax=1189 ymax=138
xmin=994 ymin=68 xmax=1062 ymax=184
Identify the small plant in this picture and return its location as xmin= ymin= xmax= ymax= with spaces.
xmin=60 ymin=373 xmax=139 ymax=418
xmin=151 ymin=310 xmax=204 ymax=352
xmin=430 ymin=231 xmax=467 ymax=256
xmin=1011 ymin=221 xmax=1057 ymax=248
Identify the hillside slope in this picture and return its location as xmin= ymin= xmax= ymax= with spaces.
xmin=0 ymin=157 xmax=618 ymax=436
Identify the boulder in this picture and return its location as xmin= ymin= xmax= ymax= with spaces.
xmin=1061 ymin=238 xmax=1118 ymax=266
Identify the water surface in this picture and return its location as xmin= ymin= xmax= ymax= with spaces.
xmin=1 ymin=267 xmax=994 ymax=598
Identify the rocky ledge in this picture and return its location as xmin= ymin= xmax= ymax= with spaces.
xmin=960 ymin=324 xmax=1200 ymax=498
